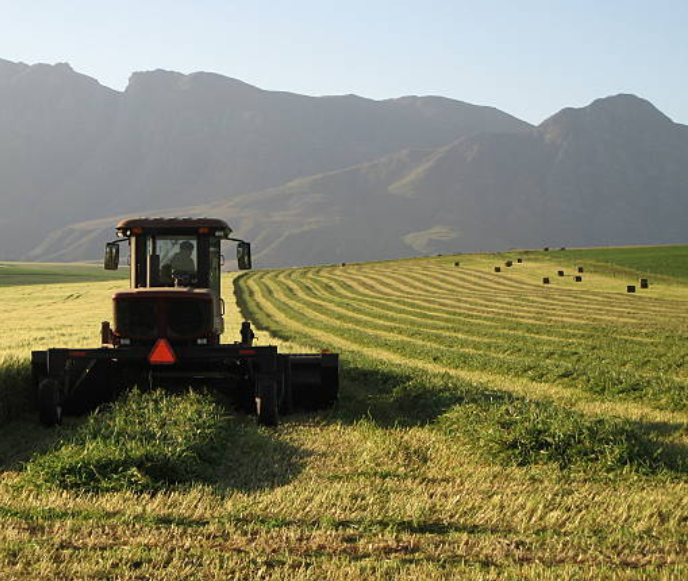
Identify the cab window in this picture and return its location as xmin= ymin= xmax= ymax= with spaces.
xmin=152 ymin=236 xmax=198 ymax=286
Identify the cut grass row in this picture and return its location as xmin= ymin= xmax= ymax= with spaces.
xmin=243 ymin=268 xmax=688 ymax=411
xmin=309 ymin=268 xmax=633 ymax=346
xmin=323 ymin=262 xmax=688 ymax=348
xmin=2 ymin=254 xmax=688 ymax=579
xmin=401 ymin=263 xmax=688 ymax=320
xmin=20 ymin=389 xmax=235 ymax=493
xmin=359 ymin=261 xmax=688 ymax=323
xmin=16 ymin=359 xmax=678 ymax=496
xmin=315 ymin=265 xmax=675 ymax=339
xmin=295 ymin=268 xmax=680 ymax=377
xmin=308 ymin=267 xmax=685 ymax=357
xmin=341 ymin=267 xmax=621 ymax=327
xmin=235 ymin=272 xmax=687 ymax=475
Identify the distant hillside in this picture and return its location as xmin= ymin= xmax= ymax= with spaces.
xmin=2 ymin=58 xmax=687 ymax=267
xmin=38 ymin=94 xmax=688 ymax=268
xmin=0 ymin=58 xmax=529 ymax=260
xmin=375 ymin=94 xmax=688 ymax=255
xmin=0 ymin=61 xmax=119 ymax=259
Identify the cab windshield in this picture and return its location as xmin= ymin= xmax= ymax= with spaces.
xmin=150 ymin=235 xmax=198 ymax=286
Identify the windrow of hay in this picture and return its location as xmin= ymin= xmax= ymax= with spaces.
xmin=245 ymin=268 xmax=688 ymax=412
xmin=236 ymin=270 xmax=688 ymax=474
xmin=2 ymin=254 xmax=688 ymax=580
xmin=20 ymin=389 xmax=229 ymax=493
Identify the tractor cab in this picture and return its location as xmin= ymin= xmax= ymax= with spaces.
xmin=103 ymin=218 xmax=251 ymax=345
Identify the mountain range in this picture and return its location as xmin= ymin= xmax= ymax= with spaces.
xmin=1 ymin=58 xmax=686 ymax=266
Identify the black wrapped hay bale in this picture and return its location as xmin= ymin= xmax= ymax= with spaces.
xmin=627 ymin=285 xmax=636 ymax=293
xmin=577 ymin=266 xmax=584 ymax=273
xmin=640 ymin=278 xmax=649 ymax=289
xmin=494 ymin=266 xmax=501 ymax=273
xmin=543 ymin=277 xmax=550 ymax=284
xmin=575 ymin=276 xmax=582 ymax=282
xmin=557 ymin=270 xmax=565 ymax=277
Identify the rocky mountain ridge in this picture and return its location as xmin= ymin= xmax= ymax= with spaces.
xmin=1 ymin=58 xmax=686 ymax=266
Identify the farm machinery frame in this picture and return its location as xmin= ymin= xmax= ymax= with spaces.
xmin=31 ymin=218 xmax=339 ymax=427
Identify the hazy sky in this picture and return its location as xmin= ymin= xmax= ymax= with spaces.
xmin=1 ymin=0 xmax=686 ymax=124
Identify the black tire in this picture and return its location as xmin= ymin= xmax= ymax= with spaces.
xmin=255 ymin=377 xmax=278 ymax=427
xmin=38 ymin=378 xmax=63 ymax=427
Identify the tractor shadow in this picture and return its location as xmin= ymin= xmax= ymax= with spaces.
xmin=208 ymin=412 xmax=307 ymax=493
xmin=0 ymin=412 xmax=74 ymax=473
xmin=335 ymin=363 xmax=469 ymax=428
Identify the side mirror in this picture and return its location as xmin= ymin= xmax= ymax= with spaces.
xmin=237 ymin=241 xmax=252 ymax=270
xmin=104 ymin=243 xmax=120 ymax=270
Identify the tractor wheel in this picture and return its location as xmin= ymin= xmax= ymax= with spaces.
xmin=255 ymin=377 xmax=278 ymax=427
xmin=38 ymin=378 xmax=63 ymax=427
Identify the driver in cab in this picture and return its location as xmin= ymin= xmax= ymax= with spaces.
xmin=161 ymin=241 xmax=196 ymax=285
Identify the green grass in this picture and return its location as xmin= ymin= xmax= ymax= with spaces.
xmin=528 ymin=245 xmax=688 ymax=281
xmin=341 ymin=359 xmax=681 ymax=475
xmin=240 ymin=265 xmax=688 ymax=412
xmin=441 ymin=397 xmax=667 ymax=472
xmin=0 ymin=357 xmax=32 ymax=425
xmin=1 ymin=252 xmax=688 ymax=579
xmin=20 ymin=389 xmax=229 ymax=493
xmin=0 ymin=261 xmax=128 ymax=286
xmin=238 ymin=272 xmax=686 ymax=475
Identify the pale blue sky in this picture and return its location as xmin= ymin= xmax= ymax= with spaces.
xmin=1 ymin=0 xmax=686 ymax=124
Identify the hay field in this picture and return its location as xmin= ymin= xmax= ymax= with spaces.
xmin=532 ymin=246 xmax=688 ymax=281
xmin=1 ymin=249 xmax=688 ymax=580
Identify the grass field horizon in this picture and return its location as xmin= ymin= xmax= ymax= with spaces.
xmin=1 ymin=244 xmax=688 ymax=579
xmin=528 ymin=244 xmax=688 ymax=282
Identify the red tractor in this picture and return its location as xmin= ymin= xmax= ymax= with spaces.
xmin=31 ymin=218 xmax=338 ymax=427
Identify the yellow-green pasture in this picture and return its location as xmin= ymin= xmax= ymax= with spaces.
xmin=0 ymin=261 xmax=128 ymax=287
xmin=1 ymin=252 xmax=688 ymax=580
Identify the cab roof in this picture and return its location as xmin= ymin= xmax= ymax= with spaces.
xmin=116 ymin=217 xmax=232 ymax=236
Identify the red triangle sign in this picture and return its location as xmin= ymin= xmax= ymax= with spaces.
xmin=149 ymin=339 xmax=177 ymax=365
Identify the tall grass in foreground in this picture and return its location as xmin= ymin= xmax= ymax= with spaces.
xmin=441 ymin=397 xmax=667 ymax=472
xmin=0 ymin=357 xmax=33 ymax=425
xmin=1 ymin=263 xmax=688 ymax=579
xmin=21 ymin=389 xmax=229 ymax=493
